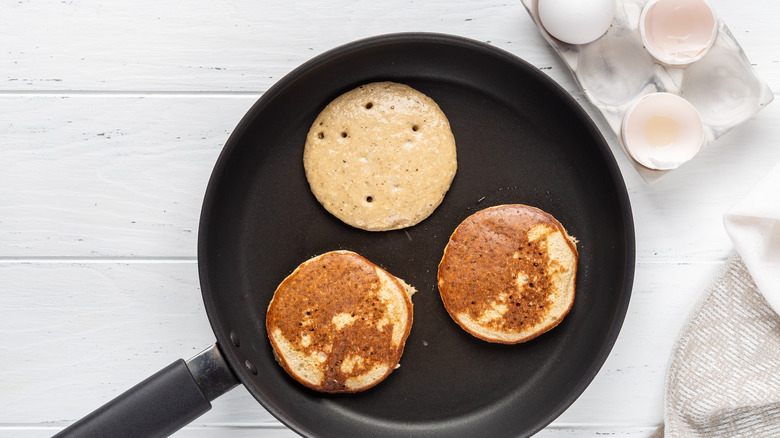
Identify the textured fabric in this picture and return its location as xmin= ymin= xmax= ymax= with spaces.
xmin=657 ymin=253 xmax=780 ymax=437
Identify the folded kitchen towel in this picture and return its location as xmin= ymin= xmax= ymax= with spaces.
xmin=723 ymin=163 xmax=780 ymax=316
xmin=652 ymin=253 xmax=780 ymax=437
xmin=653 ymin=163 xmax=780 ymax=437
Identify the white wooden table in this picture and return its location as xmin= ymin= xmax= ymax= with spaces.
xmin=2 ymin=1 xmax=778 ymax=436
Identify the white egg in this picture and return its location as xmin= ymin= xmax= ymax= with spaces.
xmin=538 ymin=0 xmax=616 ymax=45
xmin=621 ymin=93 xmax=703 ymax=170
xmin=640 ymin=0 xmax=717 ymax=65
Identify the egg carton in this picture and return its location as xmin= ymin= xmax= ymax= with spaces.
xmin=521 ymin=0 xmax=774 ymax=183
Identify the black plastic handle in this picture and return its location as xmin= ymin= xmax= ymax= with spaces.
xmin=54 ymin=345 xmax=239 ymax=438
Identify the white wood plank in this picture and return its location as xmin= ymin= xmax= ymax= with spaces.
xmin=1 ymin=1 xmax=776 ymax=94
xmin=2 ymin=96 xmax=779 ymax=260
xmin=0 ymin=0 xmax=556 ymax=92
xmin=538 ymin=426 xmax=659 ymax=437
xmin=0 ymin=95 xmax=252 ymax=257
xmin=0 ymin=261 xmax=277 ymax=426
xmin=0 ymin=261 xmax=719 ymax=429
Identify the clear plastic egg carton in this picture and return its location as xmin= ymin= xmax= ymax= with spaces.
xmin=521 ymin=0 xmax=774 ymax=183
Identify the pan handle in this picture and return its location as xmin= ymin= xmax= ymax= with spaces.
xmin=54 ymin=344 xmax=239 ymax=438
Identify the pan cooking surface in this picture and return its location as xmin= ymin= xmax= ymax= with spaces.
xmin=199 ymin=33 xmax=634 ymax=437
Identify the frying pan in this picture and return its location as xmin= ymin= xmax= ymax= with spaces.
xmin=55 ymin=33 xmax=634 ymax=438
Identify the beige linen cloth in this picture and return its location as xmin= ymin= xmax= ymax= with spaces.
xmin=652 ymin=163 xmax=780 ymax=437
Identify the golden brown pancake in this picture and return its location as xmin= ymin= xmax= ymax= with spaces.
xmin=266 ymin=250 xmax=415 ymax=393
xmin=437 ymin=204 xmax=578 ymax=344
xmin=303 ymin=81 xmax=457 ymax=231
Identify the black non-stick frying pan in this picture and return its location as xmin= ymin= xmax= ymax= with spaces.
xmin=55 ymin=33 xmax=634 ymax=438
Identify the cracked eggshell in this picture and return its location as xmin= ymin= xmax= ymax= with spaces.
xmin=640 ymin=0 xmax=717 ymax=65
xmin=621 ymin=92 xmax=704 ymax=170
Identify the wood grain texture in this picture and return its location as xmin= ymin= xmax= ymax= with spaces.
xmin=1 ymin=1 xmax=777 ymax=93
xmin=0 ymin=0 xmax=535 ymax=92
xmin=1 ymin=95 xmax=249 ymax=257
xmin=0 ymin=261 xmax=716 ymax=430
xmin=2 ymin=0 xmax=779 ymax=436
xmin=2 ymin=96 xmax=778 ymax=260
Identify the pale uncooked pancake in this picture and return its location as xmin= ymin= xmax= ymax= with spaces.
xmin=303 ymin=82 xmax=457 ymax=231
xmin=437 ymin=204 xmax=578 ymax=344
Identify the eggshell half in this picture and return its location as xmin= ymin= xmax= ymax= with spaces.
xmin=640 ymin=0 xmax=717 ymax=65
xmin=621 ymin=92 xmax=703 ymax=170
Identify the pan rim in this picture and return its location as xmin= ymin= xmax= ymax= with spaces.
xmin=198 ymin=32 xmax=635 ymax=437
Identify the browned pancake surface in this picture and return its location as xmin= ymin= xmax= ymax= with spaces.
xmin=438 ymin=204 xmax=577 ymax=343
xmin=266 ymin=251 xmax=413 ymax=393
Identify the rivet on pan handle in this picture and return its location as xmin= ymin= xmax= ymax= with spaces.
xmin=53 ymin=344 xmax=239 ymax=438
